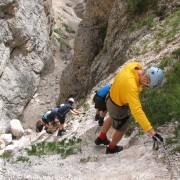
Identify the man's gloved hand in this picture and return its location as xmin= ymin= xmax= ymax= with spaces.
xmin=152 ymin=133 xmax=163 ymax=150
xmin=152 ymin=133 xmax=163 ymax=142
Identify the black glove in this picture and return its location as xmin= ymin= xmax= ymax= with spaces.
xmin=152 ymin=133 xmax=163 ymax=142
xmin=152 ymin=133 xmax=163 ymax=150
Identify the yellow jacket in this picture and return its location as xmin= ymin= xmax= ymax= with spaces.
xmin=110 ymin=62 xmax=152 ymax=132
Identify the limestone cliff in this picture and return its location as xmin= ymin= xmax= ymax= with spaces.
xmin=60 ymin=0 xmax=179 ymax=101
xmin=0 ymin=0 xmax=54 ymax=133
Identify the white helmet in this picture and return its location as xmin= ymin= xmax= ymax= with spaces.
xmin=68 ymin=98 xmax=75 ymax=103
xmin=147 ymin=67 xmax=164 ymax=88
xmin=60 ymin=104 xmax=65 ymax=108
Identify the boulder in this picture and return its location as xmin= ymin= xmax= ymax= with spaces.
xmin=10 ymin=119 xmax=24 ymax=138
xmin=0 ymin=139 xmax=6 ymax=149
xmin=0 ymin=134 xmax=12 ymax=145
xmin=4 ymin=144 xmax=17 ymax=154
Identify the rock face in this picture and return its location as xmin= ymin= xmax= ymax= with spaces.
xmin=0 ymin=0 xmax=53 ymax=133
xmin=60 ymin=0 xmax=115 ymax=100
xmin=60 ymin=0 xmax=179 ymax=100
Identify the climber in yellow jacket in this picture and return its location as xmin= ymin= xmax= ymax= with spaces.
xmin=95 ymin=62 xmax=164 ymax=154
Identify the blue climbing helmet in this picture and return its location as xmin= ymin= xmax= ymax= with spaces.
xmin=147 ymin=67 xmax=164 ymax=88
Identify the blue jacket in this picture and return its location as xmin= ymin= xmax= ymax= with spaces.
xmin=57 ymin=104 xmax=74 ymax=116
xmin=47 ymin=108 xmax=58 ymax=122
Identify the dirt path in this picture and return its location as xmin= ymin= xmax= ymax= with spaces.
xmin=0 ymin=119 xmax=178 ymax=180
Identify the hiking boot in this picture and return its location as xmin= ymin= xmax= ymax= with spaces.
xmin=95 ymin=114 xmax=99 ymax=121
xmin=57 ymin=130 xmax=63 ymax=136
xmin=98 ymin=117 xmax=104 ymax=126
xmin=106 ymin=145 xmax=123 ymax=154
xmin=94 ymin=137 xmax=110 ymax=145
xmin=36 ymin=123 xmax=44 ymax=133
xmin=46 ymin=129 xmax=52 ymax=134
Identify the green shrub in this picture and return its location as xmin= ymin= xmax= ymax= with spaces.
xmin=128 ymin=0 xmax=159 ymax=15
xmin=158 ymin=57 xmax=171 ymax=69
xmin=53 ymin=28 xmax=67 ymax=49
xmin=174 ymin=125 xmax=180 ymax=138
xmin=171 ymin=146 xmax=180 ymax=154
xmin=16 ymin=156 xmax=29 ymax=163
xmin=164 ymin=10 xmax=180 ymax=43
xmin=62 ymin=23 xmax=75 ymax=34
xmin=130 ymin=15 xmax=156 ymax=31
xmin=0 ymin=152 xmax=12 ymax=160
xmin=76 ymin=98 xmax=86 ymax=109
xmin=172 ymin=48 xmax=180 ymax=58
xmin=140 ymin=59 xmax=180 ymax=127
xmin=27 ymin=137 xmax=82 ymax=159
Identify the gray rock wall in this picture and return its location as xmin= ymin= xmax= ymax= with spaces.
xmin=60 ymin=0 xmax=179 ymax=100
xmin=0 ymin=0 xmax=53 ymax=133
xmin=60 ymin=0 xmax=115 ymax=100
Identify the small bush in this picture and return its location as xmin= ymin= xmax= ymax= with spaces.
xmin=16 ymin=156 xmax=29 ymax=163
xmin=76 ymin=98 xmax=86 ymax=109
xmin=172 ymin=48 xmax=180 ymax=58
xmin=171 ymin=146 xmax=180 ymax=154
xmin=166 ymin=138 xmax=179 ymax=145
xmin=62 ymin=23 xmax=75 ymax=34
xmin=128 ymin=0 xmax=159 ymax=15
xmin=140 ymin=58 xmax=180 ymax=127
xmin=53 ymin=28 xmax=67 ymax=49
xmin=27 ymin=137 xmax=82 ymax=159
xmin=174 ymin=125 xmax=180 ymax=138
xmin=158 ymin=57 xmax=171 ymax=69
xmin=130 ymin=15 xmax=156 ymax=31
xmin=164 ymin=10 xmax=180 ymax=43
xmin=0 ymin=152 xmax=12 ymax=160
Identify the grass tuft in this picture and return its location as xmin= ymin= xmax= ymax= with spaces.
xmin=27 ymin=137 xmax=82 ymax=159
xmin=62 ymin=23 xmax=75 ymax=34
xmin=53 ymin=28 xmax=68 ymax=49
xmin=128 ymin=0 xmax=159 ymax=15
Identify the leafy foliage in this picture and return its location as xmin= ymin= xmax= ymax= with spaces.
xmin=0 ymin=152 xmax=12 ymax=161
xmin=53 ymin=28 xmax=68 ymax=49
xmin=62 ymin=23 xmax=75 ymax=34
xmin=16 ymin=156 xmax=29 ymax=162
xmin=128 ymin=0 xmax=159 ymax=15
xmin=130 ymin=15 xmax=156 ymax=31
xmin=27 ymin=136 xmax=82 ymax=159
xmin=141 ymin=53 xmax=180 ymax=127
xmin=172 ymin=145 xmax=180 ymax=154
